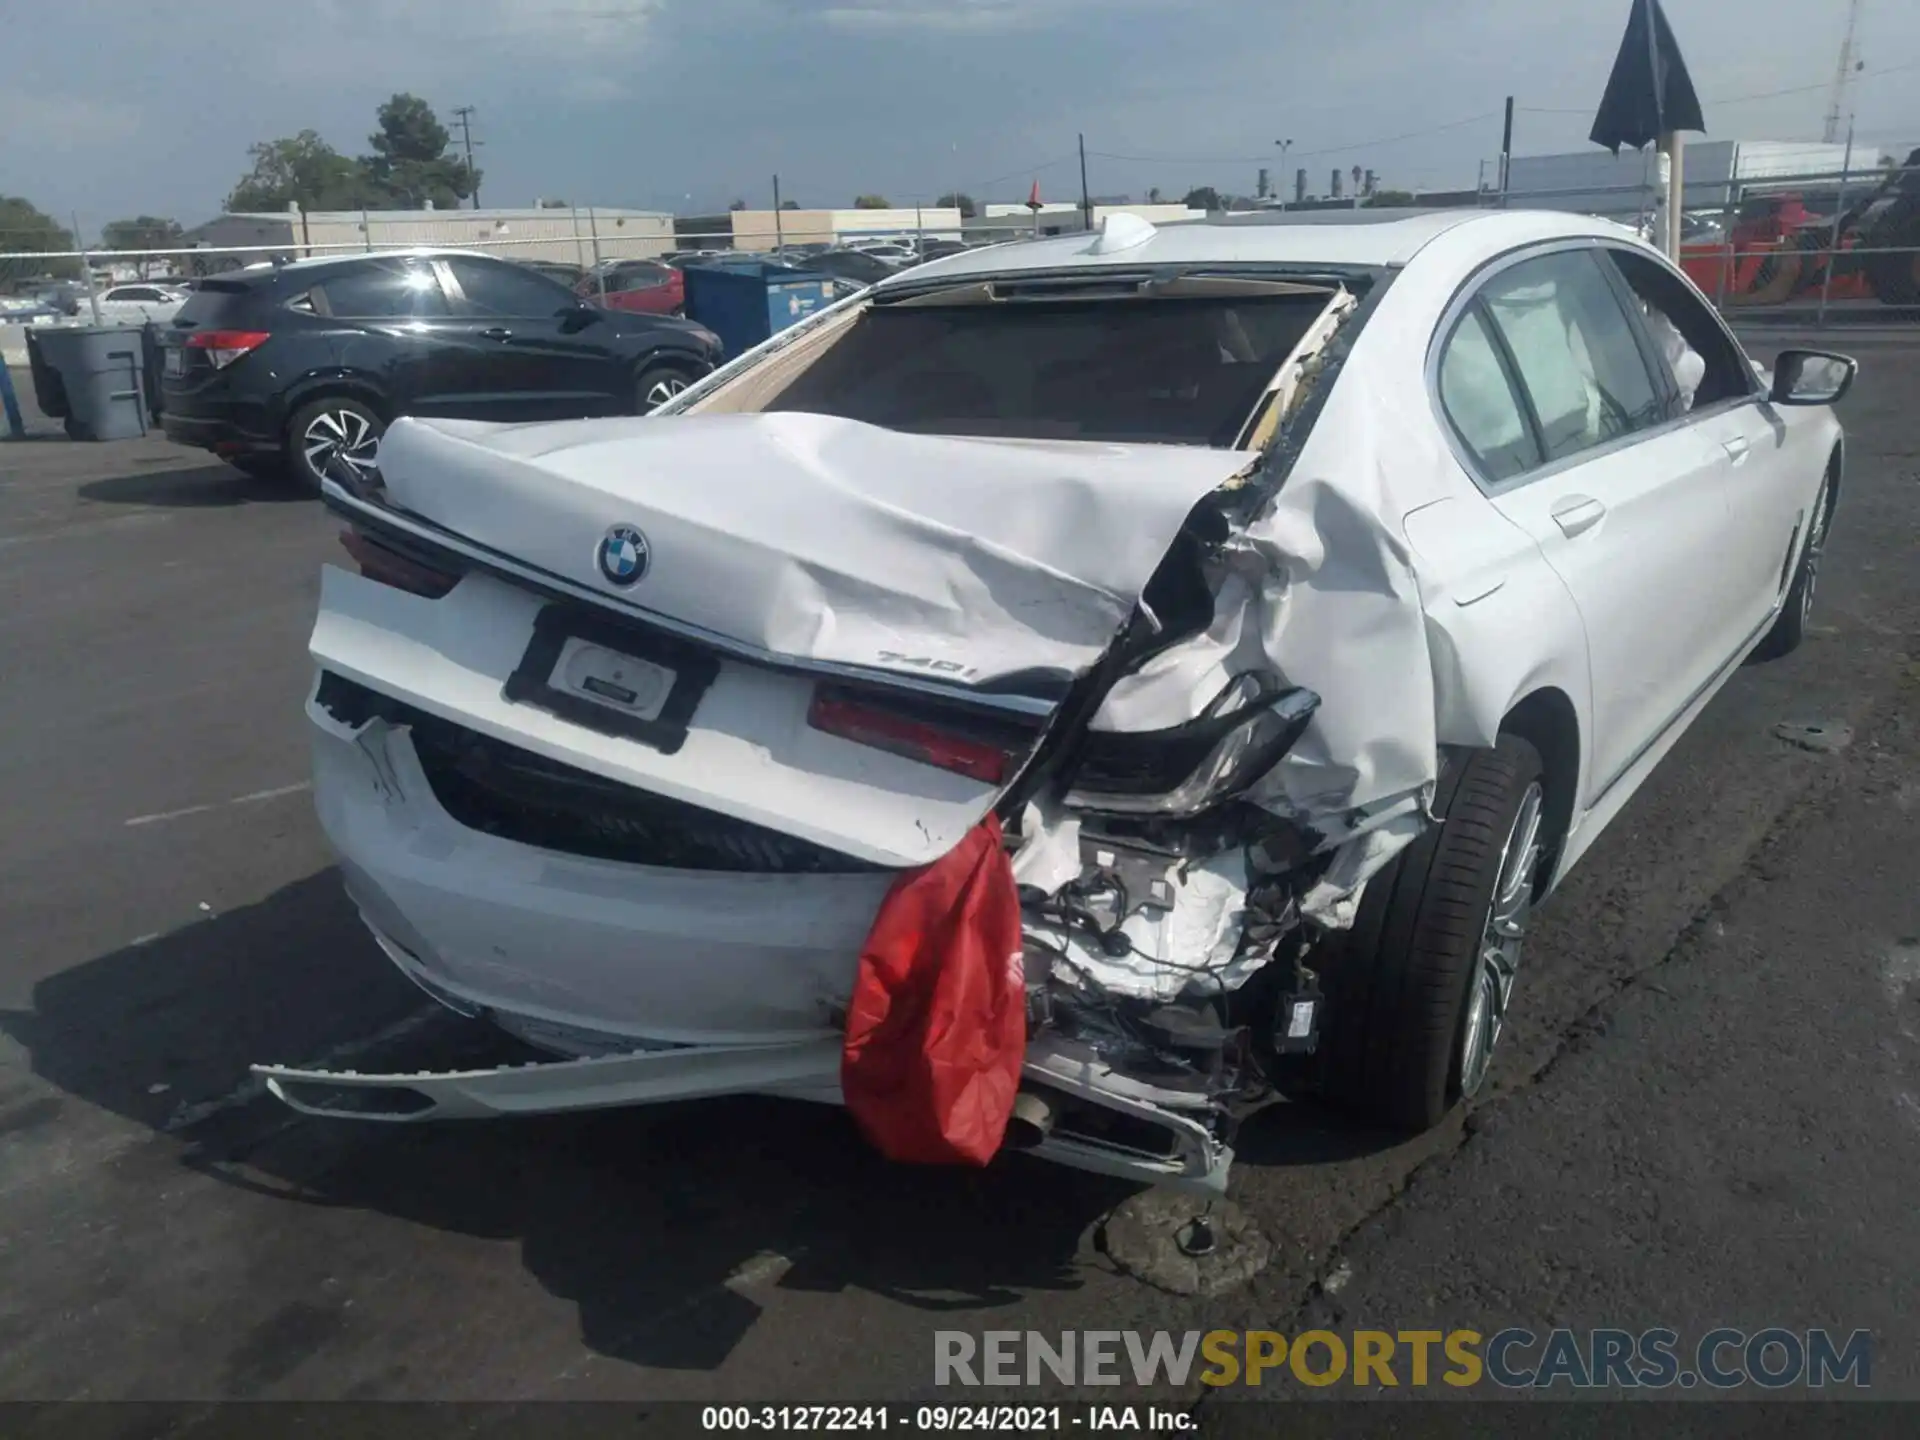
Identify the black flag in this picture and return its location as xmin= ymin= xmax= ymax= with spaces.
xmin=1589 ymin=0 xmax=1705 ymax=152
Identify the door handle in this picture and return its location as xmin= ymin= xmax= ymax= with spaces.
xmin=479 ymin=327 xmax=512 ymax=340
xmin=1722 ymin=435 xmax=1750 ymax=463
xmin=1550 ymin=495 xmax=1607 ymax=538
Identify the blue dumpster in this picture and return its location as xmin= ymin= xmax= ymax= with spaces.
xmin=681 ymin=262 xmax=835 ymax=360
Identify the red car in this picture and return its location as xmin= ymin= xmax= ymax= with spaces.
xmin=577 ymin=259 xmax=684 ymax=316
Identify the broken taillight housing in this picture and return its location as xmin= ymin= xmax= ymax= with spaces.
xmin=183 ymin=330 xmax=270 ymax=369
xmin=1065 ymin=677 xmax=1320 ymax=818
xmin=807 ymin=687 xmax=1034 ymax=785
xmin=338 ymin=526 xmax=463 ymax=599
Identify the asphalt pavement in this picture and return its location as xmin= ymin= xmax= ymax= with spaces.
xmin=1 ymin=334 xmax=1916 ymax=1410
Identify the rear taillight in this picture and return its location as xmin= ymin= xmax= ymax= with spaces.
xmin=339 ymin=527 xmax=461 ymax=599
xmin=807 ymin=690 xmax=1020 ymax=784
xmin=184 ymin=330 xmax=270 ymax=368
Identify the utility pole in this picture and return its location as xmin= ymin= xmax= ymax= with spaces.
xmin=772 ymin=174 xmax=783 ymax=256
xmin=1498 ymin=96 xmax=1514 ymax=204
xmin=452 ymin=105 xmax=481 ymax=208
xmin=1822 ymin=0 xmax=1864 ymax=145
xmin=1078 ymin=133 xmax=1093 ymax=232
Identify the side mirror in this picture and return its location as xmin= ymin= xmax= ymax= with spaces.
xmin=1769 ymin=349 xmax=1857 ymax=406
xmin=559 ymin=304 xmax=601 ymax=333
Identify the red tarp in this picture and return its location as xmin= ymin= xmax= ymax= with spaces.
xmin=840 ymin=815 xmax=1027 ymax=1165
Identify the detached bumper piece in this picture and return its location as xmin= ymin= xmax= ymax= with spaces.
xmin=253 ymin=1035 xmax=1230 ymax=1191
xmin=252 ymin=1039 xmax=844 ymax=1122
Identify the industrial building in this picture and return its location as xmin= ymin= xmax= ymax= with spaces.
xmin=180 ymin=205 xmax=677 ymax=271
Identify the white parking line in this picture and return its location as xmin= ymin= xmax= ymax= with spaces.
xmin=125 ymin=781 xmax=311 ymax=828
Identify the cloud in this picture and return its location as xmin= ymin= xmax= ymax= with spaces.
xmin=0 ymin=89 xmax=143 ymax=153
xmin=814 ymin=0 xmax=1148 ymax=32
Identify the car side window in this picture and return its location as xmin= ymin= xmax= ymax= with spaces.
xmin=1438 ymin=305 xmax=1543 ymax=482
xmin=318 ymin=260 xmax=448 ymax=318
xmin=1477 ymin=250 xmax=1665 ymax=464
xmin=1602 ymin=247 xmax=1755 ymax=412
xmin=446 ymin=257 xmax=574 ymax=317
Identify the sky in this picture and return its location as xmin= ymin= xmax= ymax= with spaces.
xmin=3 ymin=0 xmax=1918 ymax=236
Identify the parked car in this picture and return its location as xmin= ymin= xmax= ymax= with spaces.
xmin=158 ymin=249 xmax=723 ymax=489
xmin=93 ymin=283 xmax=187 ymax=324
xmin=802 ymin=248 xmax=896 ymax=288
xmin=518 ymin=259 xmax=587 ymax=288
xmin=264 ymin=211 xmax=1851 ymax=1192
xmin=578 ymin=258 xmax=684 ymax=315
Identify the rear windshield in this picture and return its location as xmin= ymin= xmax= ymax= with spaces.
xmin=761 ymin=294 xmax=1327 ymax=447
xmin=172 ymin=280 xmax=255 ymax=327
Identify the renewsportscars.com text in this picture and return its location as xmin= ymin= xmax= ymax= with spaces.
xmin=934 ymin=1328 xmax=1872 ymax=1390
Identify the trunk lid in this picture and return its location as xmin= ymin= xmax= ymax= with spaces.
xmin=318 ymin=413 xmax=1251 ymax=867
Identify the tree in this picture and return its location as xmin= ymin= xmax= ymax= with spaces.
xmin=1363 ymin=189 xmax=1418 ymax=209
xmin=853 ymin=194 xmax=892 ymax=209
xmin=225 ymin=130 xmax=373 ymax=212
xmin=934 ymin=192 xmax=978 ymax=218
xmin=1182 ymin=186 xmax=1223 ymax=211
xmin=0 ymin=195 xmax=77 ymax=283
xmin=1147 ymin=186 xmax=1164 ymax=204
xmin=101 ymin=216 xmax=185 ymax=277
xmin=781 ymin=199 xmax=801 ymax=210
xmin=729 ymin=199 xmax=748 ymax=211
xmin=362 ymin=93 xmax=479 ymax=209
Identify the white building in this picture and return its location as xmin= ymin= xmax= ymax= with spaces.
xmin=182 ymin=205 xmax=676 ymax=271
xmin=1503 ymin=140 xmax=1869 ymax=222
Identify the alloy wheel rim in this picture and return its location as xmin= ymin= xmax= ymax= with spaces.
xmin=1460 ymin=780 xmax=1545 ymax=1099
xmin=303 ymin=409 xmax=379 ymax=481
xmin=644 ymin=375 xmax=689 ymax=410
xmin=1800 ymin=481 xmax=1832 ymax=627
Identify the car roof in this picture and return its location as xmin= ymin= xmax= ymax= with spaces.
xmin=244 ymin=248 xmax=511 ymax=276
xmin=879 ymin=209 xmax=1644 ymax=288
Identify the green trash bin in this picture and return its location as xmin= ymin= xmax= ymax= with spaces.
xmin=32 ymin=325 xmax=151 ymax=441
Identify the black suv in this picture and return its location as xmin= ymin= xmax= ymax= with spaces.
xmin=160 ymin=250 xmax=724 ymax=488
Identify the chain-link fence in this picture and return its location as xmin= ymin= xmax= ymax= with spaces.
xmin=1491 ymin=154 xmax=1920 ymax=324
xmin=5 ymin=166 xmax=1916 ymax=334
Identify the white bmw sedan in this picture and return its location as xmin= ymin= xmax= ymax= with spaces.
xmin=268 ymin=209 xmax=1852 ymax=1191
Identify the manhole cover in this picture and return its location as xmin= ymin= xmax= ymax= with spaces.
xmin=1101 ymin=1192 xmax=1272 ymax=1296
xmin=1773 ymin=720 xmax=1853 ymax=754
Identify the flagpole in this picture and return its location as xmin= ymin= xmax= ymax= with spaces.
xmin=1662 ymin=131 xmax=1684 ymax=259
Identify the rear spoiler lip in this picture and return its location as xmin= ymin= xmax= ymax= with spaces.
xmin=321 ymin=477 xmax=1062 ymax=721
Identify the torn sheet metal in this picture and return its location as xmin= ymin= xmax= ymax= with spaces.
xmin=1088 ymin=295 xmax=1455 ymax=923
xmin=374 ymin=413 xmax=1254 ymax=690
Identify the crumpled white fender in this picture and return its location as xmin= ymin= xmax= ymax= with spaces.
xmin=1086 ymin=345 xmax=1450 ymax=925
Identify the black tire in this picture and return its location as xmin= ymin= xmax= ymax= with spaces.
xmin=1749 ymin=470 xmax=1837 ymax=663
xmin=1862 ymin=201 xmax=1920 ymax=307
xmin=635 ymin=360 xmax=700 ymax=414
xmin=1314 ymin=735 xmax=1548 ymax=1131
xmin=286 ymin=395 xmax=384 ymax=492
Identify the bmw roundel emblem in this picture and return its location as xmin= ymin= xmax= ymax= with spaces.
xmin=597 ymin=524 xmax=650 ymax=587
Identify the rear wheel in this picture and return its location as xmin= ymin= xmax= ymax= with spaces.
xmin=635 ymin=360 xmax=699 ymax=414
xmin=288 ymin=396 xmax=384 ymax=492
xmin=1313 ymin=735 xmax=1548 ymax=1131
xmin=1749 ymin=470 xmax=1836 ymax=663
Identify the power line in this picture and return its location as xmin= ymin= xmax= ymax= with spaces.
xmin=1518 ymin=56 xmax=1920 ymax=116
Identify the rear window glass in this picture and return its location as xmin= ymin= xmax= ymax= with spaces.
xmin=173 ymin=282 xmax=255 ymax=327
xmin=760 ymin=295 xmax=1328 ymax=447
